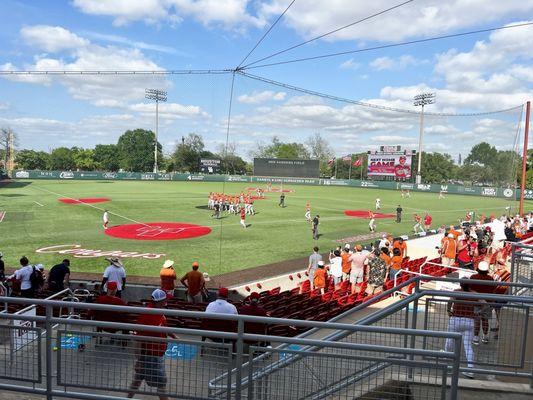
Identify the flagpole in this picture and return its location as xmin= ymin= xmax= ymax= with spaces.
xmin=348 ymin=154 xmax=353 ymax=181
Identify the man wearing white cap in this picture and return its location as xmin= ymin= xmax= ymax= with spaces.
xmin=159 ymin=260 xmax=176 ymax=296
xmin=127 ymin=289 xmax=177 ymax=400
xmin=469 ymin=261 xmax=495 ymax=345
xmin=102 ymin=257 xmax=126 ymax=297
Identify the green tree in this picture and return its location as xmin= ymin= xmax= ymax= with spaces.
xmin=15 ymin=149 xmax=50 ymax=170
xmin=420 ymin=152 xmax=457 ymax=183
xmin=172 ymin=133 xmax=206 ymax=173
xmin=116 ymin=129 xmax=162 ymax=172
xmin=252 ymin=137 xmax=310 ymax=159
xmin=216 ymin=142 xmax=248 ymax=175
xmin=93 ymin=144 xmax=120 ymax=171
xmin=72 ymin=148 xmax=97 ymax=170
xmin=464 ymin=142 xmax=498 ymax=166
xmin=306 ymin=132 xmax=334 ymax=176
xmin=48 ymin=147 xmax=75 ymax=170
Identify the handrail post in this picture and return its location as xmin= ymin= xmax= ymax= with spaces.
xmin=235 ymin=319 xmax=244 ymax=400
xmin=408 ymin=279 xmax=421 ymax=379
xmin=450 ymin=335 xmax=462 ymax=399
xmin=45 ymin=304 xmax=53 ymax=400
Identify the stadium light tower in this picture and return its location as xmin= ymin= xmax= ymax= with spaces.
xmin=145 ymin=88 xmax=167 ymax=173
xmin=413 ymin=92 xmax=436 ymax=184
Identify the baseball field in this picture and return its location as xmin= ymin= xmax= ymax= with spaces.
xmin=0 ymin=179 xmax=525 ymax=278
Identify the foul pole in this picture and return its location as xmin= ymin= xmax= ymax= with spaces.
xmin=519 ymin=101 xmax=531 ymax=216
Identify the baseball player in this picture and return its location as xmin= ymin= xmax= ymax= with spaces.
xmin=103 ymin=210 xmax=109 ymax=230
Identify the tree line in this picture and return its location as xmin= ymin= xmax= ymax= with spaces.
xmin=7 ymin=127 xmax=531 ymax=186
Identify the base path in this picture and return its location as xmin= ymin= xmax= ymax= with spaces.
xmin=344 ymin=210 xmax=395 ymax=219
xmin=105 ymin=222 xmax=212 ymax=241
xmin=59 ymin=197 xmax=111 ymax=204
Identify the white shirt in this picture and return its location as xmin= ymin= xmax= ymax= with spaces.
xmin=378 ymin=239 xmax=390 ymax=250
xmin=349 ymin=250 xmax=370 ymax=273
xmin=490 ymin=219 xmax=506 ymax=242
xmin=103 ymin=265 xmax=126 ymax=290
xmin=329 ymin=256 xmax=343 ymax=278
xmin=103 ymin=212 xmax=109 ymax=223
xmin=205 ymin=299 xmax=238 ymax=315
xmin=14 ymin=265 xmax=33 ymax=290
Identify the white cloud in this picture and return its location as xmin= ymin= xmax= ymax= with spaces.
xmin=339 ymin=58 xmax=360 ymax=70
xmin=21 ymin=25 xmax=89 ymax=52
xmin=372 ymin=135 xmax=413 ymax=143
xmin=370 ymin=55 xmax=425 ymax=71
xmin=83 ymin=31 xmax=182 ymax=54
xmin=259 ymin=1 xmax=533 ymax=42
xmin=0 ymin=102 xmax=10 ymax=111
xmin=129 ymin=102 xmax=209 ymax=120
xmin=237 ymin=90 xmax=286 ymax=104
xmin=1 ymin=25 xmax=168 ymax=107
xmin=73 ymin=0 xmax=265 ymax=30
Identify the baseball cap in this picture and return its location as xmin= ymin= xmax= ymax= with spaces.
xmin=344 ymin=243 xmax=351 ymax=250
xmin=447 ymin=234 xmax=454 ymax=238
xmin=192 ymin=261 xmax=199 ymax=268
xmin=35 ymin=263 xmax=44 ymax=271
xmin=249 ymin=292 xmax=260 ymax=300
xmin=477 ymin=261 xmax=489 ymax=272
xmin=163 ymin=260 xmax=174 ymax=269
xmin=107 ymin=281 xmax=118 ymax=290
xmin=151 ymin=289 xmax=167 ymax=302
xmin=218 ymin=287 xmax=229 ymax=298
xmin=318 ymin=261 xmax=325 ymax=266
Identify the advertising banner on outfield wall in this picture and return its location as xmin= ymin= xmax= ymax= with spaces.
xmin=367 ymin=154 xmax=412 ymax=178
xmin=9 ymin=169 xmax=520 ymax=199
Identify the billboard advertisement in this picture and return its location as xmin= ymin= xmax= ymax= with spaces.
xmin=253 ymin=158 xmax=319 ymax=178
xmin=367 ymin=154 xmax=412 ymax=178
xmin=199 ymin=158 xmax=221 ymax=174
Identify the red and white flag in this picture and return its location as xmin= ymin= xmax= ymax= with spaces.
xmin=352 ymin=157 xmax=363 ymax=167
xmin=327 ymin=158 xmax=335 ymax=166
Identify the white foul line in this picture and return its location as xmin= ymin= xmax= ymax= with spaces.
xmin=33 ymin=201 xmax=44 ymax=207
xmin=32 ymin=185 xmax=151 ymax=227
xmin=0 ymin=211 xmax=5 ymax=223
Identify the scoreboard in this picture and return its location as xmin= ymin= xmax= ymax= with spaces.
xmin=253 ymin=158 xmax=319 ymax=178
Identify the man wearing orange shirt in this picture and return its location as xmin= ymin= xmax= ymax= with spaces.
xmin=441 ymin=234 xmax=457 ymax=266
xmin=341 ymin=247 xmax=351 ymax=281
xmin=389 ymin=248 xmax=403 ymax=281
xmin=180 ymin=262 xmax=205 ymax=304
xmin=159 ymin=260 xmax=177 ymax=296
xmin=393 ymin=238 xmax=408 ymax=259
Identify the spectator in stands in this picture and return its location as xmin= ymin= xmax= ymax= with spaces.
xmin=341 ymin=247 xmax=351 ymax=282
xmin=206 ymin=287 xmax=237 ymax=315
xmin=159 ymin=260 xmax=176 ymax=296
xmin=127 ymin=289 xmax=176 ymax=400
xmin=102 ymin=257 xmax=126 ymax=298
xmin=12 ymin=256 xmax=34 ymax=298
xmin=314 ymin=261 xmax=327 ymax=294
xmin=445 ymin=282 xmax=476 ymax=378
xmin=379 ymin=247 xmax=391 ymax=268
xmin=34 ymin=264 xmax=46 ymax=294
xmin=389 ymin=248 xmax=403 ymax=281
xmin=0 ymin=252 xmax=4 ymax=281
xmin=180 ymin=262 xmax=205 ymax=304
xmin=456 ymin=236 xmax=473 ymax=269
xmin=469 ymin=261 xmax=494 ymax=345
xmin=89 ymin=281 xmax=128 ymax=335
xmin=328 ymin=250 xmax=343 ymax=286
xmin=47 ymin=259 xmax=71 ymax=293
xmin=440 ymin=234 xmax=457 ymax=267
xmin=366 ymin=251 xmax=388 ymax=295
xmin=239 ymin=292 xmax=267 ymax=317
xmin=307 ymin=246 xmax=322 ymax=289
xmin=393 ymin=237 xmax=407 ymax=259
xmin=378 ymin=234 xmax=389 ymax=251
xmin=349 ymin=245 xmax=369 ymax=294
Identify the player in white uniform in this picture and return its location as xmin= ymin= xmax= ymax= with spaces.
xmin=103 ymin=210 xmax=109 ymax=229
xmin=305 ymin=203 xmax=311 ymax=222
xmin=375 ymin=198 xmax=381 ymax=211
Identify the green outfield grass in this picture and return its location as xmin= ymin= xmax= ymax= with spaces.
xmin=0 ymin=179 xmax=526 ymax=279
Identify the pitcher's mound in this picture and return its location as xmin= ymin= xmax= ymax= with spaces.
xmin=345 ymin=210 xmax=395 ymax=219
xmin=105 ymin=222 xmax=211 ymax=241
xmin=59 ymin=197 xmax=110 ymax=204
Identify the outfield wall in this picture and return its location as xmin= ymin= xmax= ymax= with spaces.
xmin=9 ymin=169 xmax=523 ymax=200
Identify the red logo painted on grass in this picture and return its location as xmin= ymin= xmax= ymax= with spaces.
xmin=59 ymin=198 xmax=111 ymax=204
xmin=105 ymin=222 xmax=211 ymax=241
xmin=344 ymin=210 xmax=395 ymax=219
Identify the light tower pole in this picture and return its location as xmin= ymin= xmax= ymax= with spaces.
xmin=413 ymin=92 xmax=436 ymax=184
xmin=145 ymin=89 xmax=167 ymax=173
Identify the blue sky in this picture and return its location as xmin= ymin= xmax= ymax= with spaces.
xmin=0 ymin=0 xmax=532 ymax=160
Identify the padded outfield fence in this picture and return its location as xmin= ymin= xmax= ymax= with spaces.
xmin=0 ymin=276 xmax=531 ymax=399
xmin=8 ymin=168 xmax=524 ymax=199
